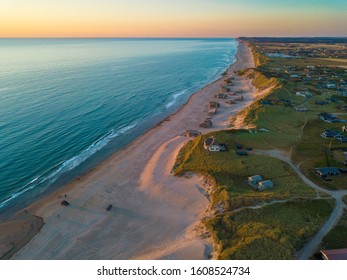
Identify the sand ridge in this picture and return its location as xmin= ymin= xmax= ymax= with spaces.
xmin=8 ymin=41 xmax=256 ymax=260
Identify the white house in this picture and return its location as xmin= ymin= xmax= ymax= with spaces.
xmin=204 ymin=137 xmax=224 ymax=152
xmin=296 ymin=92 xmax=306 ymax=97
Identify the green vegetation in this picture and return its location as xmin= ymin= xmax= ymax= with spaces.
xmin=174 ymin=39 xmax=346 ymax=259
xmin=242 ymin=68 xmax=279 ymax=90
xmin=292 ymin=119 xmax=347 ymax=190
xmin=321 ymin=211 xmax=347 ymax=250
xmin=205 ymin=199 xmax=334 ymax=259
xmin=174 ymin=131 xmax=316 ymax=211
xmin=232 ymin=41 xmax=347 ymax=190
xmin=231 ymin=101 xmax=305 ymax=150
xmin=248 ymin=43 xmax=269 ymax=67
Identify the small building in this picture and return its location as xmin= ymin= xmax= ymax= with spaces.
xmin=221 ymin=85 xmax=230 ymax=92
xmin=235 ymin=96 xmax=244 ymax=102
xmin=295 ymin=106 xmax=308 ymax=112
xmin=225 ymin=100 xmax=235 ymax=105
xmin=326 ymin=83 xmax=336 ymax=89
xmin=337 ymin=105 xmax=347 ymax=111
xmin=204 ymin=137 xmax=214 ymax=149
xmin=199 ymin=119 xmax=212 ymax=128
xmin=216 ymin=93 xmax=227 ymax=99
xmin=203 ymin=137 xmax=226 ymax=152
xmin=320 ymin=130 xmax=338 ymax=139
xmin=315 ymin=167 xmax=341 ymax=177
xmin=208 ymin=107 xmax=217 ymax=115
xmin=185 ymin=130 xmax=201 ymax=138
xmin=209 ymin=143 xmax=221 ymax=152
xmin=319 ymin=113 xmax=340 ymax=123
xmin=224 ymin=77 xmax=234 ymax=84
xmin=258 ymin=180 xmax=273 ymax=190
xmin=208 ymin=101 xmax=219 ymax=108
xmin=321 ymin=249 xmax=347 ymax=260
xmin=248 ymin=175 xmax=263 ymax=187
xmin=296 ymin=92 xmax=304 ymax=97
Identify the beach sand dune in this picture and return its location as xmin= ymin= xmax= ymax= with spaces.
xmin=10 ymin=42 xmax=255 ymax=260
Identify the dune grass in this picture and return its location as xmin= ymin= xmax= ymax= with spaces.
xmin=321 ymin=211 xmax=347 ymax=250
xmin=291 ymin=119 xmax=347 ymax=190
xmin=205 ymin=199 xmax=334 ymax=260
xmin=173 ymin=41 xmax=346 ymax=259
xmin=231 ymin=43 xmax=347 ymax=190
xmin=174 ymin=131 xmax=316 ymax=211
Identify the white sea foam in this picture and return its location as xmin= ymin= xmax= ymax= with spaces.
xmin=165 ymin=89 xmax=188 ymax=109
xmin=0 ymin=123 xmax=138 ymax=209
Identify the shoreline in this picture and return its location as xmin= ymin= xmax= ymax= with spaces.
xmin=1 ymin=41 xmax=256 ymax=260
xmin=0 ymin=45 xmax=236 ymax=218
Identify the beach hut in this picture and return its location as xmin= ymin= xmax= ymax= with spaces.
xmin=208 ymin=101 xmax=219 ymax=108
xmin=208 ymin=107 xmax=217 ymax=115
xmin=221 ymin=85 xmax=230 ymax=93
xmin=199 ymin=119 xmax=212 ymax=128
xmin=185 ymin=130 xmax=201 ymax=137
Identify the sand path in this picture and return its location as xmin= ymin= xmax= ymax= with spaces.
xmin=11 ymin=42 xmax=256 ymax=260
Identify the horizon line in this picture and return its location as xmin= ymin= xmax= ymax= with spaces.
xmin=1 ymin=36 xmax=347 ymax=39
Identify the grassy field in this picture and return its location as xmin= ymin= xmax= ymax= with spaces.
xmin=230 ymin=43 xmax=347 ymax=190
xmin=173 ymin=40 xmax=346 ymax=259
xmin=174 ymin=131 xmax=316 ymax=211
xmin=321 ymin=210 xmax=347 ymax=250
xmin=231 ymin=101 xmax=305 ymax=150
xmin=291 ymin=118 xmax=347 ymax=190
xmin=205 ymin=199 xmax=334 ymax=259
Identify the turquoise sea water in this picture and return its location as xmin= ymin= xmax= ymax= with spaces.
xmin=0 ymin=38 xmax=238 ymax=212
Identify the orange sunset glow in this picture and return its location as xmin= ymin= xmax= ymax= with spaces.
xmin=1 ymin=0 xmax=347 ymax=37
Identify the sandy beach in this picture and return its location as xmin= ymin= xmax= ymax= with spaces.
xmin=1 ymin=41 xmax=256 ymax=260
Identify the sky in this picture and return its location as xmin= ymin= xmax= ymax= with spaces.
xmin=1 ymin=0 xmax=346 ymax=37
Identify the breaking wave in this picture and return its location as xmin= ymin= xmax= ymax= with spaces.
xmin=0 ymin=123 xmax=137 ymax=209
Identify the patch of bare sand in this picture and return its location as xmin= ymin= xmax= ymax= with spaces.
xmin=9 ymin=41 xmax=255 ymax=260
xmin=231 ymin=85 xmax=276 ymax=130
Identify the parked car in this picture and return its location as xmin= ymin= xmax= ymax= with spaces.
xmin=322 ymin=177 xmax=332 ymax=181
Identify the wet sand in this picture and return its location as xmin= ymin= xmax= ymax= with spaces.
xmin=3 ymin=41 xmax=255 ymax=260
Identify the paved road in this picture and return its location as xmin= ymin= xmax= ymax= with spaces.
xmin=253 ymin=149 xmax=347 ymax=259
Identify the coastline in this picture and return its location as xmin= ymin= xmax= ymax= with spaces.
xmin=1 ymin=41 xmax=256 ymax=260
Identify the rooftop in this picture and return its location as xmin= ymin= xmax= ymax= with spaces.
xmin=321 ymin=248 xmax=347 ymax=260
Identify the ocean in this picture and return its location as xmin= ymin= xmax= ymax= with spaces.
xmin=0 ymin=38 xmax=238 ymax=212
